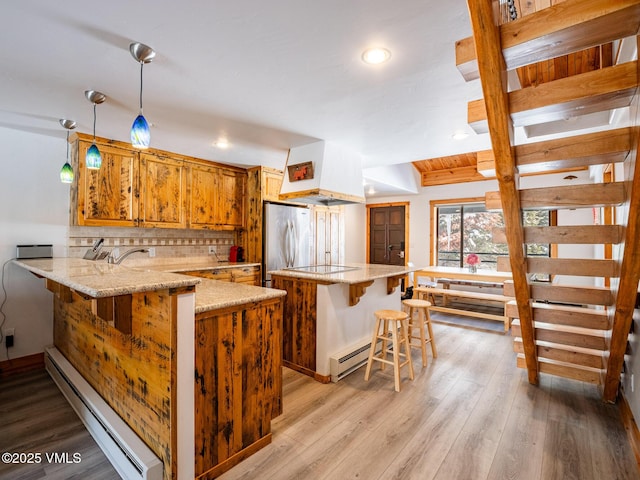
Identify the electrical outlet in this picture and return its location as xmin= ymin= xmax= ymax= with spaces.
xmin=4 ymin=328 xmax=14 ymax=348
xmin=208 ymin=246 xmax=217 ymax=254
xmin=148 ymin=247 xmax=156 ymax=257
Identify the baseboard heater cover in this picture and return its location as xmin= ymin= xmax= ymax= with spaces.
xmin=45 ymin=347 xmax=163 ymax=480
xmin=330 ymin=337 xmax=384 ymax=382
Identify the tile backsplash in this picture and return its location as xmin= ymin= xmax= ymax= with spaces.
xmin=68 ymin=226 xmax=236 ymax=261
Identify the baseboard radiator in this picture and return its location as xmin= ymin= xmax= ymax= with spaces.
xmin=45 ymin=347 xmax=163 ymax=480
xmin=330 ymin=337 xmax=383 ymax=382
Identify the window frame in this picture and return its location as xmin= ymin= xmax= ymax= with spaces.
xmin=429 ymin=196 xmax=556 ymax=269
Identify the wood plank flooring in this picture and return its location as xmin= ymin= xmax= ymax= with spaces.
xmin=0 ymin=322 xmax=638 ymax=480
xmin=0 ymin=369 xmax=119 ymax=480
xmin=219 ymin=323 xmax=639 ymax=480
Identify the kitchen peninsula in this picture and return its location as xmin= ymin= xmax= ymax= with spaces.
xmin=13 ymin=257 xmax=285 ymax=480
xmin=270 ymin=263 xmax=418 ymax=382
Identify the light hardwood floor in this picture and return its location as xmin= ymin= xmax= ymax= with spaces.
xmin=1 ymin=322 xmax=638 ymax=480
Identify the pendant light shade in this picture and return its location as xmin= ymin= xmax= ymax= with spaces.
xmin=130 ymin=42 xmax=155 ymax=149
xmin=59 ymin=119 xmax=76 ymax=184
xmin=84 ymin=90 xmax=106 ymax=170
xmin=85 ymin=143 xmax=102 ymax=169
xmin=131 ymin=113 xmax=150 ymax=148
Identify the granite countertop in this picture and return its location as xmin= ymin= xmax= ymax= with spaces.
xmin=14 ymin=257 xmax=201 ymax=298
xmin=269 ymin=263 xmax=420 ymax=284
xmin=194 ymin=279 xmax=286 ymax=313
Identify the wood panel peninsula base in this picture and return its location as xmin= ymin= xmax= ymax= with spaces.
xmin=13 ymin=258 xmax=285 ymax=480
xmin=270 ymin=263 xmax=417 ymax=383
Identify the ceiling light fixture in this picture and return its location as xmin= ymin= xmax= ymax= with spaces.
xmin=361 ymin=47 xmax=391 ymax=65
xmin=59 ymin=119 xmax=77 ymax=183
xmin=130 ymin=42 xmax=155 ymax=149
xmin=84 ymin=90 xmax=106 ymax=170
xmin=215 ymin=139 xmax=229 ymax=149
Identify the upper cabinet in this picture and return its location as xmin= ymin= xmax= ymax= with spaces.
xmin=71 ymin=133 xmax=246 ymax=231
xmin=188 ymin=162 xmax=245 ymax=230
xmin=139 ymin=153 xmax=188 ymax=229
xmin=74 ymin=140 xmax=138 ymax=227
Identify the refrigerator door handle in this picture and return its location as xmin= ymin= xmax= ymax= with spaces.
xmin=290 ymin=221 xmax=297 ymax=266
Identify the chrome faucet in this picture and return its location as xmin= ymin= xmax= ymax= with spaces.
xmin=107 ymin=247 xmax=149 ymax=264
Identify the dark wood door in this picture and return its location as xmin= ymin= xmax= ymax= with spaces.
xmin=369 ymin=205 xmax=405 ymax=265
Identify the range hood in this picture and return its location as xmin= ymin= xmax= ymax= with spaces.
xmin=278 ymin=140 xmax=366 ymax=206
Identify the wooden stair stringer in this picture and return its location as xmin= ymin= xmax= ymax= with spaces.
xmin=467 ymin=0 xmax=538 ymax=384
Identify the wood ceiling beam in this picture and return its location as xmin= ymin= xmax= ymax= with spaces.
xmin=456 ymin=0 xmax=640 ymax=80
xmin=467 ymin=0 xmax=538 ymax=384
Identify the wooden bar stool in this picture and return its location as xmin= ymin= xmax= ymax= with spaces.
xmin=364 ymin=309 xmax=414 ymax=392
xmin=402 ymin=299 xmax=437 ymax=367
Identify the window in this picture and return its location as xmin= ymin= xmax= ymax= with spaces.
xmin=436 ymin=203 xmax=550 ymax=271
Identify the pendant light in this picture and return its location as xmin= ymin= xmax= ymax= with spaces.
xmin=84 ymin=90 xmax=106 ymax=169
xmin=59 ymin=119 xmax=77 ymax=183
xmin=129 ymin=42 xmax=155 ymax=149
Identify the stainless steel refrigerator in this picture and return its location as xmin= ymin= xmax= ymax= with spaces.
xmin=263 ymin=202 xmax=312 ymax=287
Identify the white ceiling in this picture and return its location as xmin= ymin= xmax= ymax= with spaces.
xmin=1 ymin=1 xmax=490 ymax=184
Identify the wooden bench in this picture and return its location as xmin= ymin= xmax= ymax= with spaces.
xmin=415 ymin=286 xmax=514 ymax=332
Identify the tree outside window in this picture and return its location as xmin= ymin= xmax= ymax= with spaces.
xmin=437 ymin=204 xmax=549 ymax=270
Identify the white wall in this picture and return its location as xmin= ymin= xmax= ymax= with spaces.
xmin=0 ymin=127 xmax=70 ymax=362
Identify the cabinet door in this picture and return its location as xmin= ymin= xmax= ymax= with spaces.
xmin=138 ymin=153 xmax=188 ymax=228
xmin=230 ymin=266 xmax=260 ymax=285
xmin=75 ymin=140 xmax=138 ymax=227
xmin=188 ymin=163 xmax=218 ymax=229
xmin=314 ymin=206 xmax=343 ymax=265
xmin=183 ymin=269 xmax=233 ymax=282
xmin=188 ymin=163 xmax=245 ymax=229
xmin=217 ymin=169 xmax=245 ymax=228
xmin=262 ymin=169 xmax=283 ymax=202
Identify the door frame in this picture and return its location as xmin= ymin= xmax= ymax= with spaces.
xmin=366 ymin=202 xmax=410 ymax=265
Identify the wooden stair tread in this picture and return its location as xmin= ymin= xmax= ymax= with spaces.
xmin=504 ymin=280 xmax=614 ymax=306
xmin=486 ymin=182 xmax=626 ymax=210
xmin=507 ymin=301 xmax=610 ymax=330
xmin=511 ymin=318 xmax=607 ymax=337
xmin=468 ymin=61 xmax=637 ymax=134
xmin=513 ymin=338 xmax=604 ymax=369
xmin=476 ymin=127 xmax=634 ymax=177
xmin=497 ymin=256 xmax=619 ymax=278
xmin=456 ymin=0 xmax=640 ymax=80
xmin=493 ymin=225 xmax=624 ymax=245
xmin=516 ymin=355 xmax=602 ymax=384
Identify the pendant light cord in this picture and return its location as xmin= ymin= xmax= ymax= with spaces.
xmin=92 ymin=103 xmax=97 ymax=140
xmin=139 ymin=62 xmax=144 ymax=114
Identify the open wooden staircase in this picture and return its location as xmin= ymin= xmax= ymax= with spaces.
xmin=459 ymin=0 xmax=640 ymax=402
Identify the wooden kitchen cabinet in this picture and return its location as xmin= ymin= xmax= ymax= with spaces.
xmin=74 ymin=138 xmax=139 ymax=227
xmin=261 ymin=167 xmax=284 ymax=202
xmin=183 ymin=265 xmax=260 ymax=285
xmin=71 ymin=133 xmax=247 ymax=231
xmin=188 ymin=161 xmax=246 ymax=230
xmin=138 ymin=153 xmax=188 ymax=228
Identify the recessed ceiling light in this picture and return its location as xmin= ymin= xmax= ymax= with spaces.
xmin=361 ymin=47 xmax=391 ymax=65
xmin=367 ymin=186 xmax=375 ymax=195
xmin=214 ymin=139 xmax=229 ymax=149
